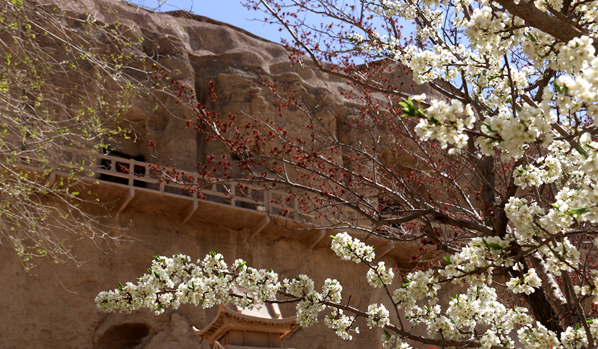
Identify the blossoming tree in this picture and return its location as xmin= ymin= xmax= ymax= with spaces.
xmin=0 ymin=0 xmax=156 ymax=267
xmin=97 ymin=0 xmax=598 ymax=347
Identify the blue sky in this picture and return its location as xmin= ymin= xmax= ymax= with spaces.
xmin=128 ymin=0 xmax=293 ymax=43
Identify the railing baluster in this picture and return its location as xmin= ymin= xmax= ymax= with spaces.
xmin=230 ymin=183 xmax=236 ymax=207
xmin=128 ymin=158 xmax=135 ymax=186
xmin=192 ymin=177 xmax=198 ymax=200
xmin=264 ymin=190 xmax=270 ymax=214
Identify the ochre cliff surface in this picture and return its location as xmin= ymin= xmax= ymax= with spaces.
xmin=0 ymin=1 xmax=443 ymax=348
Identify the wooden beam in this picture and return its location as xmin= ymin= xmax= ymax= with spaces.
xmin=309 ymin=230 xmax=327 ymax=249
xmin=44 ymin=171 xmax=56 ymax=186
xmin=250 ymin=215 xmax=271 ymax=238
xmin=377 ymin=241 xmax=395 ymax=260
xmin=181 ymin=200 xmax=199 ymax=224
xmin=116 ymin=187 xmax=135 ymax=217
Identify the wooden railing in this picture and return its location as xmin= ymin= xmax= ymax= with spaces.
xmin=49 ymin=148 xmax=364 ymax=228
xmin=6 ymin=140 xmax=402 ymax=257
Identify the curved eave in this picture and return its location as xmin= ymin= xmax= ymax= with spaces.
xmin=193 ymin=304 xmax=297 ymax=341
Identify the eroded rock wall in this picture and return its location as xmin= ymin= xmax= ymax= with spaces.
xmin=0 ymin=1 xmax=442 ymax=348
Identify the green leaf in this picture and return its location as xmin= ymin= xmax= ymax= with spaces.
xmin=488 ymin=74 xmax=499 ymax=82
xmin=482 ymin=238 xmax=504 ymax=250
xmin=553 ymin=80 xmax=562 ymax=94
xmin=399 ymin=97 xmax=424 ymax=118
xmin=117 ymin=282 xmax=124 ymax=291
xmin=575 ymin=146 xmax=588 ymax=158
xmin=567 ymin=207 xmax=588 ymax=219
xmin=443 ymin=256 xmax=452 ymax=265
xmin=527 ymin=33 xmax=537 ymax=42
xmin=383 ymin=330 xmax=391 ymax=338
xmin=481 ymin=122 xmax=493 ymax=132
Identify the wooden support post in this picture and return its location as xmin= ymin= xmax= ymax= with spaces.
xmin=116 ymin=187 xmax=135 ymax=217
xmin=377 ymin=241 xmax=395 ymax=260
xmin=309 ymin=229 xmax=327 ymax=249
xmin=263 ymin=191 xmax=270 ymax=214
xmin=250 ymin=215 xmax=271 ymax=238
xmin=181 ymin=200 xmax=199 ymax=224
xmin=128 ymin=158 xmax=135 ymax=186
xmin=45 ymin=171 xmax=56 ymax=186
xmin=93 ymin=155 xmax=102 ymax=179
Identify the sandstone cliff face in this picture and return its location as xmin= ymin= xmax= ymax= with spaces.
xmin=0 ymin=1 xmax=443 ymax=348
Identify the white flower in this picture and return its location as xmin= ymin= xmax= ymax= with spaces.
xmin=325 ymin=309 xmax=357 ymax=340
xmin=412 ymin=93 xmax=427 ymax=102
xmin=366 ymin=303 xmax=390 ymax=328
xmin=506 ymin=268 xmax=542 ymax=295
xmin=366 ymin=262 xmax=394 ymax=288
xmin=331 ymin=232 xmax=375 ymax=263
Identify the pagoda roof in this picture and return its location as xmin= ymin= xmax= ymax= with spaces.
xmin=193 ymin=303 xmax=297 ymax=344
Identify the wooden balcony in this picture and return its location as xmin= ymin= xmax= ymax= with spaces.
xmin=23 ymin=147 xmax=423 ymax=265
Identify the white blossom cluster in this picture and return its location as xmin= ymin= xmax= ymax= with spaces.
xmin=442 ymin=285 xmax=533 ymax=345
xmin=439 ymin=236 xmax=512 ymax=286
xmin=96 ymin=234 xmax=387 ymax=343
xmin=513 ymin=155 xmax=561 ymax=189
xmin=95 ymin=252 xmax=279 ymax=315
xmin=573 ymin=2 xmax=598 ymax=33
xmin=366 ymin=261 xmax=395 ymax=288
xmin=393 ymin=269 xmax=440 ymax=309
xmin=478 ymin=105 xmax=554 ymax=159
xmin=330 ymin=232 xmax=375 ymax=263
xmin=534 ymin=0 xmax=564 ymax=11
xmin=505 ymin=196 xmax=582 ymax=273
xmin=464 ymin=7 xmax=513 ymax=55
xmin=560 ymin=325 xmax=589 ymax=349
xmin=521 ymin=28 xmax=558 ymax=69
xmin=381 ymin=334 xmax=412 ymax=349
xmin=517 ymin=323 xmax=560 ymax=349
xmin=401 ymin=45 xmax=461 ymax=83
xmin=295 ymin=292 xmax=326 ymax=327
xmin=505 ymin=268 xmax=542 ymax=295
xmin=96 ymin=229 xmax=598 ymax=349
xmin=505 ymin=197 xmax=544 ymax=244
xmin=359 ymin=3 xmax=598 ymax=167
xmin=283 ymin=274 xmax=314 ymax=297
xmin=538 ymin=238 xmax=581 ymax=274
xmin=366 ymin=303 xmax=390 ymax=329
xmin=575 ymin=270 xmax=598 ymax=304
xmin=556 ymin=36 xmax=596 ymax=73
xmin=414 ymin=99 xmax=475 ymax=154
xmin=324 ymin=309 xmax=357 ymax=340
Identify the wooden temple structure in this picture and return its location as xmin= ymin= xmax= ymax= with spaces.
xmin=193 ymin=303 xmax=297 ymax=349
